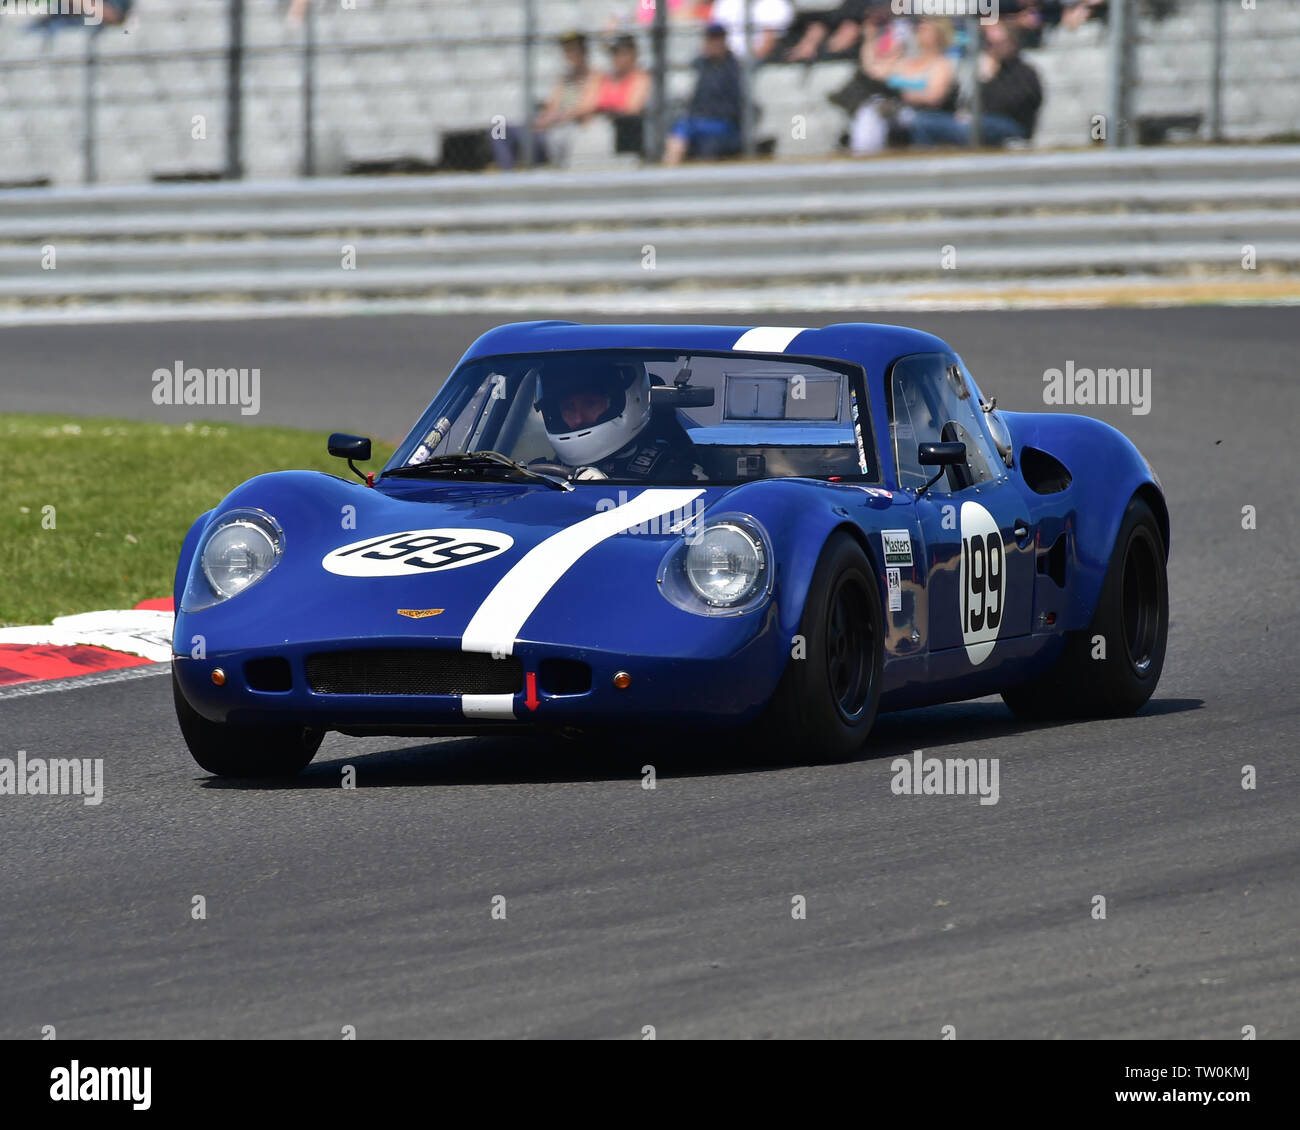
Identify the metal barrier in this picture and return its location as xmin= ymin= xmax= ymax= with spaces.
xmin=1 ymin=145 xmax=1297 ymax=317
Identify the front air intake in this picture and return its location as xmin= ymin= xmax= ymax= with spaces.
xmin=305 ymin=649 xmax=523 ymax=696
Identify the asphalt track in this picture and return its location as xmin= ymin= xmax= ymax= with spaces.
xmin=0 ymin=307 xmax=1296 ymax=1039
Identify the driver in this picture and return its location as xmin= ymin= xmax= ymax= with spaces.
xmin=534 ymin=356 xmax=698 ymax=480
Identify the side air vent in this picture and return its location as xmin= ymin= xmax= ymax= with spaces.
xmin=245 ymin=657 xmax=292 ymax=692
xmin=1037 ymin=533 xmax=1068 ymax=588
xmin=538 ymin=658 xmax=592 ymax=696
xmin=1021 ymin=446 xmax=1072 ymax=494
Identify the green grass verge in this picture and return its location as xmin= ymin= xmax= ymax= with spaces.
xmin=0 ymin=415 xmax=394 ymax=627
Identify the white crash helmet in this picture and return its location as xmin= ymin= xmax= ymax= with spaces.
xmin=535 ymin=356 xmax=652 ymax=466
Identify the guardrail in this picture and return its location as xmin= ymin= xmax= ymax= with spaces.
xmin=1 ymin=145 xmax=1297 ymax=315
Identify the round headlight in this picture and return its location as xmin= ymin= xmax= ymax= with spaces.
xmin=685 ymin=522 xmax=765 ymax=607
xmin=201 ymin=513 xmax=282 ymax=600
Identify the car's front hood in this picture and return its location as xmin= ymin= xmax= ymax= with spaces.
xmin=180 ymin=471 xmax=739 ymax=654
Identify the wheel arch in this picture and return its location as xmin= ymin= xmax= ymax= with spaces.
xmin=173 ymin=509 xmax=214 ymax=614
xmin=1000 ymin=410 xmax=1167 ymax=626
xmin=747 ymin=486 xmax=890 ymax=644
xmin=1133 ymin=481 xmax=1170 ymax=561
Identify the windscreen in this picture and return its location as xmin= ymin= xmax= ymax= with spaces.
xmin=388 ymin=350 xmax=878 ymax=486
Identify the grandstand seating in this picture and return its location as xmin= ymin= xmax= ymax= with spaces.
xmin=0 ymin=0 xmax=1297 ymax=185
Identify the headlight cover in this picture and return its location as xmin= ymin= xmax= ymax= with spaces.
xmin=658 ymin=514 xmax=772 ymax=616
xmin=182 ymin=509 xmax=284 ymax=612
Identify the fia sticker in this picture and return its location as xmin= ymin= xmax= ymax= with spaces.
xmin=881 ymin=529 xmax=914 ymax=568
xmin=959 ymin=502 xmax=1005 ymax=666
xmin=887 ymin=567 xmax=902 ymax=612
xmin=323 ymin=528 xmax=513 ymax=577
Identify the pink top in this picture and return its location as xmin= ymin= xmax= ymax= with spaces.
xmin=636 ymin=0 xmax=696 ymax=24
xmin=594 ymin=71 xmax=643 ymax=114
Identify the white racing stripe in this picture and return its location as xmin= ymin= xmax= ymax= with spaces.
xmin=732 ymin=326 xmax=808 ymax=353
xmin=462 ymin=488 xmax=704 ymax=658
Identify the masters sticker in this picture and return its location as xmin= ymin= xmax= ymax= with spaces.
xmin=881 ymin=529 xmax=914 ymax=568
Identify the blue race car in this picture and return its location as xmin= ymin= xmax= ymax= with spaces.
xmin=172 ymin=321 xmax=1169 ymax=776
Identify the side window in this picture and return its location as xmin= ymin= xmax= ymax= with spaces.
xmin=889 ymin=355 xmax=945 ymax=491
xmin=888 ymin=353 xmax=997 ymax=493
xmin=946 ymin=358 xmax=1004 ymax=477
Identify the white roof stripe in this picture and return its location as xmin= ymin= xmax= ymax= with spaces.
xmin=732 ymin=326 xmax=809 ymax=353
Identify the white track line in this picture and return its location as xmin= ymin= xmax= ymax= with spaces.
xmin=0 ymin=663 xmax=168 ymax=702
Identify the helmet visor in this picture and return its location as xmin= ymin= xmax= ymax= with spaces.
xmin=535 ymin=358 xmax=641 ymax=434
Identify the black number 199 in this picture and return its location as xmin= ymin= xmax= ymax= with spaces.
xmin=961 ymin=532 xmax=1003 ymax=634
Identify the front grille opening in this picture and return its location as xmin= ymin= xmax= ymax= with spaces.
xmin=245 ymin=657 xmax=293 ymax=692
xmin=306 ymin=649 xmax=523 ymax=696
xmin=538 ymin=658 xmax=592 ymax=696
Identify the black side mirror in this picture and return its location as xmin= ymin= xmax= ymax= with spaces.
xmin=329 ymin=433 xmax=371 ymax=460
xmin=328 ymin=433 xmax=372 ymax=483
xmin=916 ymin=441 xmax=966 ymax=497
xmin=918 ymin=441 xmax=965 ymax=466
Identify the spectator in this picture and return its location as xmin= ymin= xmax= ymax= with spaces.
xmin=492 ymin=32 xmax=601 ymax=170
xmin=825 ymin=5 xmax=907 ymax=115
xmin=1061 ymin=0 xmax=1108 ymax=29
xmin=664 ymin=24 xmax=744 ymax=164
xmin=783 ymin=1 xmax=876 ymax=64
xmin=579 ymin=35 xmax=653 ymax=157
xmin=709 ymin=0 xmax=795 ymax=62
xmin=848 ymin=17 xmax=956 ymax=156
xmin=909 ymin=22 xmax=1043 ymax=148
xmin=997 ymin=2 xmax=1048 ymax=49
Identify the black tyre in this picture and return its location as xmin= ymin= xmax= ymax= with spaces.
xmin=1002 ymin=496 xmax=1168 ymax=720
xmin=173 ymin=667 xmax=322 ymax=777
xmin=755 ymin=532 xmax=885 ymax=763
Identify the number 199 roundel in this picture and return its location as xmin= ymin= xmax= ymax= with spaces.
xmin=171 ymin=321 xmax=1169 ymax=777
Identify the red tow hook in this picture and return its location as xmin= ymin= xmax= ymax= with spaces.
xmin=366 ymin=472 xmax=375 ymax=488
xmin=525 ymin=672 xmax=540 ymax=711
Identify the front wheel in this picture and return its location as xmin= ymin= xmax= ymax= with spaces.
xmin=1002 ymin=496 xmax=1168 ymax=720
xmin=754 ymin=532 xmax=885 ymax=764
xmin=174 ymin=667 xmax=322 ymax=777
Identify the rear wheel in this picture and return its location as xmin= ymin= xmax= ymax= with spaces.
xmin=755 ymin=532 xmax=884 ymax=763
xmin=173 ymin=667 xmax=322 ymax=777
xmin=1002 ymin=496 xmax=1168 ymax=720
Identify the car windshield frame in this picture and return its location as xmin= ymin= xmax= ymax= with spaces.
xmin=384 ymin=348 xmax=882 ymax=487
